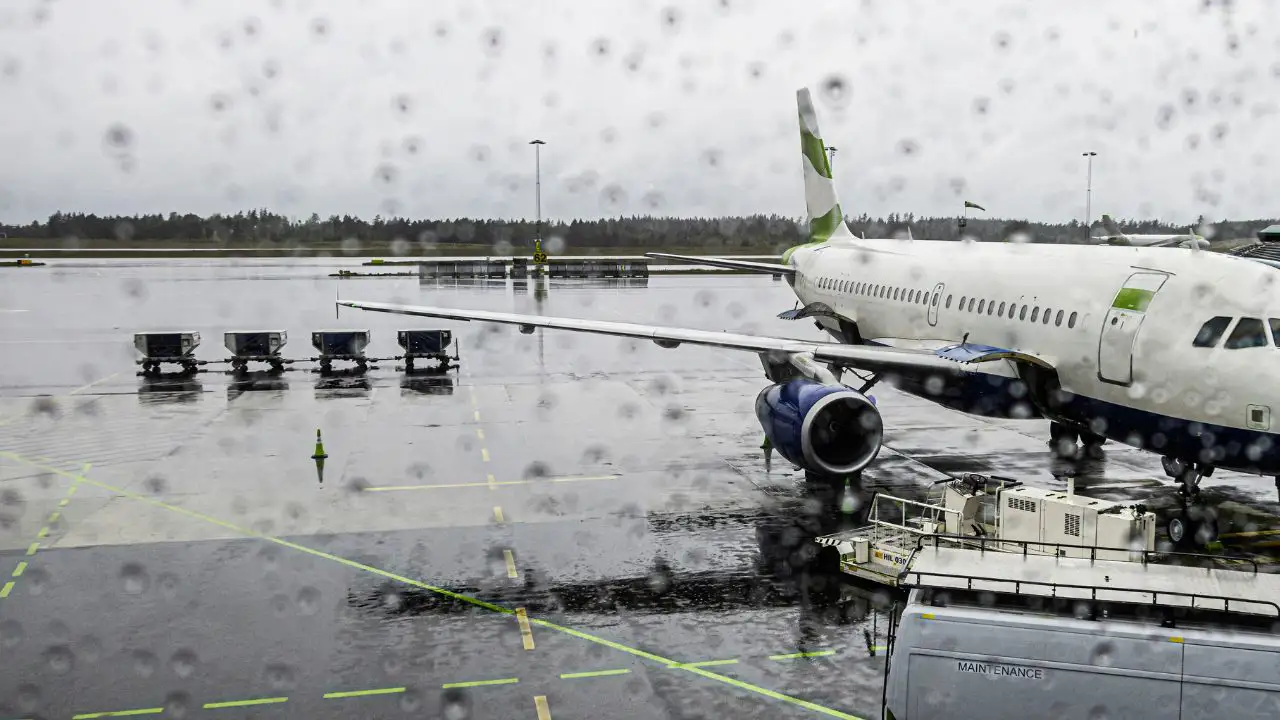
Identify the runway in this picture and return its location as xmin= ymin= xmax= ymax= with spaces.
xmin=2 ymin=259 xmax=1278 ymax=719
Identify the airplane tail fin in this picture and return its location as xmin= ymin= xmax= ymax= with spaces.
xmin=796 ymin=88 xmax=853 ymax=244
xmin=1100 ymin=214 xmax=1123 ymax=236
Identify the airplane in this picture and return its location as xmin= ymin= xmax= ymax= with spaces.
xmin=340 ymin=87 xmax=1280 ymax=549
xmin=1095 ymin=214 xmax=1210 ymax=250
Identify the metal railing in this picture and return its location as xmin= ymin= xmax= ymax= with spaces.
xmin=908 ymin=533 xmax=1259 ymax=574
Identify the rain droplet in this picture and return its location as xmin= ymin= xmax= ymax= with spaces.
xmin=171 ymin=648 xmax=199 ymax=678
xmin=591 ymin=38 xmax=610 ymax=57
xmin=482 ymin=28 xmax=503 ymax=55
xmin=296 ymin=586 xmax=320 ymax=615
xmin=897 ymin=139 xmax=920 ymax=156
xmin=392 ymin=94 xmax=412 ymax=114
xmin=165 ymin=691 xmax=191 ymax=718
xmin=209 ymin=93 xmax=231 ymax=113
xmin=44 ymin=645 xmax=73 ymax=674
xmin=120 ymin=563 xmax=150 ymax=595
xmin=399 ymin=688 xmax=422 ymax=712
xmin=747 ymin=62 xmax=764 ymax=80
xmin=16 ymin=683 xmax=39 ymax=711
xmin=310 ymin=17 xmax=328 ymax=37
xmin=993 ymin=31 xmax=1012 ymax=50
xmin=133 ymin=649 xmax=157 ymax=677
xmin=600 ymin=184 xmax=627 ymax=208
xmin=103 ymin=123 xmax=132 ymax=150
xmin=157 ymin=572 xmax=179 ymax=599
xmin=374 ymin=164 xmax=398 ymax=185
xmin=0 ymin=619 xmax=25 ymax=648
xmin=264 ymin=662 xmax=296 ymax=689
xmin=822 ymin=75 xmax=850 ymax=106
xmin=442 ymin=688 xmax=472 ymax=720
xmin=702 ymin=149 xmax=723 ymax=168
xmin=144 ymin=474 xmax=167 ymax=494
xmin=661 ymin=7 xmax=681 ymax=30
xmin=403 ymin=136 xmax=421 ymax=155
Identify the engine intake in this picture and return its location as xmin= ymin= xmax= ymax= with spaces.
xmin=755 ymin=379 xmax=883 ymax=476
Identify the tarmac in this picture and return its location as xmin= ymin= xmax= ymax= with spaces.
xmin=1 ymin=258 xmax=1278 ymax=720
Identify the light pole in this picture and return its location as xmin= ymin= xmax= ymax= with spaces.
xmin=530 ymin=139 xmax=547 ymax=263
xmin=825 ymin=145 xmax=837 ymax=172
xmin=1083 ymin=151 xmax=1097 ymax=239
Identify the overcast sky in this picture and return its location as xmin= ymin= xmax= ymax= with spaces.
xmin=0 ymin=0 xmax=1276 ymax=225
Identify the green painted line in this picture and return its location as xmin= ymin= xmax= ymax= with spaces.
xmin=1 ymin=452 xmax=867 ymax=720
xmin=672 ymin=659 xmax=739 ymax=669
xmin=441 ymin=677 xmax=519 ymax=689
xmin=769 ymin=650 xmax=836 ymax=660
xmin=72 ymin=708 xmax=164 ymax=719
xmin=10 ymin=561 xmax=24 ymax=577
xmin=202 ymin=697 xmax=288 ymax=709
xmin=0 ymin=581 xmax=13 ymax=598
xmin=1112 ymin=287 xmax=1154 ymax=311
xmin=323 ymin=686 xmax=406 ymax=699
xmin=560 ymin=669 xmax=631 ymax=679
xmin=25 ymin=542 xmax=38 ymax=556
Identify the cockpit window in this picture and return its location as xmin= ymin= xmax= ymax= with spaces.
xmin=1192 ymin=316 xmax=1233 ymax=347
xmin=1225 ymin=317 xmax=1268 ymax=349
xmin=1271 ymin=319 xmax=1280 ymax=348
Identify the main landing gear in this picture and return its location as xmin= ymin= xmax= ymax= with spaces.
xmin=1048 ymin=421 xmax=1107 ymax=460
xmin=1161 ymin=456 xmax=1218 ymax=549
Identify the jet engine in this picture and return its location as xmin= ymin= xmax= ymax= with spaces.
xmin=755 ymin=378 xmax=883 ymax=476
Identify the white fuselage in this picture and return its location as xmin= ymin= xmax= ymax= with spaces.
xmin=787 ymin=239 xmax=1280 ymax=475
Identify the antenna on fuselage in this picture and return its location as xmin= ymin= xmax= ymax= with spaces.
xmin=961 ymin=332 xmax=969 ymax=347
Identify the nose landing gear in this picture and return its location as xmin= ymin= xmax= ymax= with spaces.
xmin=1162 ymin=457 xmax=1218 ymax=548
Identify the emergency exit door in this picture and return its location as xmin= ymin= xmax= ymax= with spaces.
xmin=928 ymin=283 xmax=945 ymax=327
xmin=1098 ymin=271 xmax=1169 ymax=386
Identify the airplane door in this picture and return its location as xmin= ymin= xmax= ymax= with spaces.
xmin=927 ymin=283 xmax=945 ymax=327
xmin=1098 ymin=271 xmax=1169 ymax=386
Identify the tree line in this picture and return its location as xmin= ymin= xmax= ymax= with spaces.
xmin=2 ymin=210 xmax=1275 ymax=250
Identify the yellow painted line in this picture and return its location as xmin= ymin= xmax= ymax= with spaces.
xmin=517 ymin=607 xmax=536 ymax=650
xmin=504 ymin=549 xmax=518 ymax=579
xmin=493 ymin=505 xmax=505 ymax=523
xmin=59 ymin=498 xmax=69 ymax=507
xmin=476 ymin=428 xmax=485 ymax=440
xmin=72 ymin=708 xmax=164 ymax=719
xmin=442 ymin=677 xmax=519 ymax=689
xmin=364 ymin=479 xmax=533 ymax=492
xmin=474 ymin=410 xmax=481 ymax=421
xmin=535 ymin=695 xmax=552 ymax=720
xmin=48 ymin=511 xmax=60 ymax=523
xmin=1 ymin=453 xmax=865 ymax=720
xmin=69 ymin=483 xmax=80 ymax=496
xmin=560 ymin=669 xmax=631 ymax=679
xmin=769 ymin=650 xmax=836 ymax=660
xmin=551 ymin=474 xmax=620 ymax=483
xmin=672 ymin=659 xmax=739 ymax=669
xmin=0 ymin=581 xmax=13 ymax=598
xmin=36 ymin=527 xmax=49 ymax=538
xmin=323 ymin=686 xmax=406 ymax=699
xmin=25 ymin=542 xmax=38 ymax=556
xmin=203 ymin=696 xmax=288 ymax=709
xmin=12 ymin=561 xmax=26 ymax=577
xmin=481 ymin=448 xmax=491 ymax=462
xmin=68 ymin=372 xmax=119 ymax=396
xmin=488 ymin=473 xmax=497 ymax=491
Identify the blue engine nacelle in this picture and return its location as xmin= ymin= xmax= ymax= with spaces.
xmin=755 ymin=378 xmax=883 ymax=476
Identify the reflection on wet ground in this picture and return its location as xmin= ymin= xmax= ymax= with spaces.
xmin=1 ymin=263 xmax=1279 ymax=719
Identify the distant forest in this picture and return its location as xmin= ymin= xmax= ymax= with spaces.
xmin=2 ymin=210 xmax=1276 ymax=250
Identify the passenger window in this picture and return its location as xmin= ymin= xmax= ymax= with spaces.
xmin=1019 ymin=305 xmax=1027 ymax=321
xmin=1271 ymin=319 xmax=1280 ymax=347
xmin=931 ymin=293 xmax=939 ymax=307
xmin=998 ymin=301 xmax=1006 ymax=316
xmin=1043 ymin=308 xmax=1052 ymax=324
xmin=1031 ymin=307 xmax=1039 ymax=322
xmin=959 ymin=295 xmax=966 ymax=309
xmin=1068 ymin=311 xmax=1077 ymax=328
xmin=1193 ymin=316 xmax=1233 ymax=347
xmin=987 ymin=301 xmax=995 ymax=316
xmin=977 ymin=299 xmax=985 ymax=314
xmin=946 ymin=295 xmax=953 ymax=308
xmin=1225 ymin=317 xmax=1268 ymax=349
xmin=968 ymin=298 xmax=976 ymax=312
xmin=1055 ymin=310 xmax=1064 ymax=327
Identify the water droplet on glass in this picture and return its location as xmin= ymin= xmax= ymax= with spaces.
xmin=165 ymin=691 xmax=191 ymax=718
xmin=264 ymin=662 xmax=296 ymax=689
xmin=297 ymin=586 xmax=320 ymax=615
xmin=481 ymin=28 xmax=503 ymax=55
xmin=120 ymin=562 xmax=150 ymax=595
xmin=442 ymin=688 xmax=472 ymax=720
xmin=44 ymin=645 xmax=73 ymax=674
xmin=103 ymin=123 xmax=132 ymax=150
xmin=822 ymin=75 xmax=850 ymax=106
xmin=170 ymin=648 xmax=199 ymax=678
xmin=133 ymin=649 xmax=157 ymax=677
xmin=1 ymin=619 xmax=25 ymax=648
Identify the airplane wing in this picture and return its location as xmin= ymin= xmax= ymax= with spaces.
xmin=338 ymin=300 xmax=1035 ymax=377
xmin=645 ymin=252 xmax=795 ymax=275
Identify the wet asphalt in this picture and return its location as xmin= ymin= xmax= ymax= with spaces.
xmin=1 ymin=259 xmax=1279 ymax=720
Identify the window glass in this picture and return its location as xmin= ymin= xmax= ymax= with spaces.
xmin=959 ymin=295 xmax=966 ymax=309
xmin=1055 ymin=310 xmax=1064 ymax=326
xmin=1068 ymin=311 xmax=1077 ymax=328
xmin=946 ymin=295 xmax=953 ymax=309
xmin=967 ymin=298 xmax=975 ymax=312
xmin=931 ymin=292 xmax=939 ymax=307
xmin=1271 ymin=319 xmax=1280 ymax=347
xmin=1019 ymin=305 xmax=1027 ymax=321
xmin=987 ymin=301 xmax=995 ymax=316
xmin=1031 ymin=307 xmax=1039 ymax=322
xmin=1225 ymin=317 xmax=1268 ymax=349
xmin=1043 ymin=308 xmax=1052 ymax=324
xmin=977 ymin=299 xmax=986 ymax=314
xmin=1193 ymin=316 xmax=1233 ymax=347
xmin=998 ymin=301 xmax=1006 ymax=316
